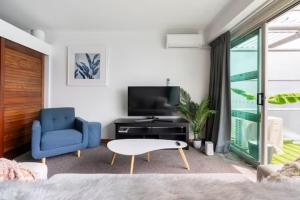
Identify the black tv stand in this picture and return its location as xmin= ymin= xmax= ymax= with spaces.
xmin=114 ymin=118 xmax=189 ymax=149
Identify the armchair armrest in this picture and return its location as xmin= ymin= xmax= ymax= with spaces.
xmin=75 ymin=117 xmax=89 ymax=147
xmin=31 ymin=120 xmax=42 ymax=159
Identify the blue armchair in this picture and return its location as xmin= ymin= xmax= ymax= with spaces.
xmin=31 ymin=107 xmax=88 ymax=163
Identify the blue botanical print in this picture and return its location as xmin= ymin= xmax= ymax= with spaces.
xmin=74 ymin=53 xmax=100 ymax=79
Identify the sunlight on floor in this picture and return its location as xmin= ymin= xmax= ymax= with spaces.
xmin=231 ymin=164 xmax=257 ymax=182
xmin=272 ymin=141 xmax=300 ymax=164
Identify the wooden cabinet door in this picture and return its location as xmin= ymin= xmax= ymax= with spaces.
xmin=0 ymin=38 xmax=4 ymax=156
xmin=0 ymin=39 xmax=44 ymax=158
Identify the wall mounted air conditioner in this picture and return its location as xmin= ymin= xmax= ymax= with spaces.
xmin=166 ymin=34 xmax=204 ymax=48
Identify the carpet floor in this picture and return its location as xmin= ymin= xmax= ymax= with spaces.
xmin=16 ymin=145 xmax=256 ymax=178
xmin=4 ymin=174 xmax=300 ymax=200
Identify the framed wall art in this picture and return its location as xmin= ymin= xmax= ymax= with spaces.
xmin=68 ymin=45 xmax=108 ymax=86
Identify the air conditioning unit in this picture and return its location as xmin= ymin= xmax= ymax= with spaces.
xmin=166 ymin=34 xmax=204 ymax=48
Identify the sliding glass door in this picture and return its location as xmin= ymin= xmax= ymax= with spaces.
xmin=230 ymin=29 xmax=262 ymax=164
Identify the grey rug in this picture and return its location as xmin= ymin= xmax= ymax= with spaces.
xmin=1 ymin=173 xmax=300 ymax=200
xmin=16 ymin=145 xmax=252 ymax=177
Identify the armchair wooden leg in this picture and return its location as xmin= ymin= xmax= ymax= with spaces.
xmin=77 ymin=150 xmax=81 ymax=158
xmin=41 ymin=158 xmax=46 ymax=164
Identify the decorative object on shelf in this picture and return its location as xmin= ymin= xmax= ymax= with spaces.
xmin=166 ymin=78 xmax=170 ymax=86
xmin=30 ymin=29 xmax=46 ymax=41
xmin=205 ymin=141 xmax=214 ymax=156
xmin=68 ymin=45 xmax=108 ymax=86
xmin=177 ymin=88 xmax=216 ymax=149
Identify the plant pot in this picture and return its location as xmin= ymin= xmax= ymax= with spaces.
xmin=193 ymin=140 xmax=202 ymax=149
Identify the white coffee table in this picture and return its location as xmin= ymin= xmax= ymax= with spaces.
xmin=107 ymin=139 xmax=190 ymax=174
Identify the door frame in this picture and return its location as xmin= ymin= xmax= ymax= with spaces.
xmin=230 ymin=1 xmax=300 ymax=166
xmin=260 ymin=23 xmax=268 ymax=165
xmin=230 ymin=27 xmax=263 ymax=166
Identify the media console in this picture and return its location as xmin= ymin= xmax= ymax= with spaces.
xmin=114 ymin=118 xmax=189 ymax=149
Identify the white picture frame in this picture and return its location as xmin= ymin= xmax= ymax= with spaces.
xmin=68 ymin=45 xmax=108 ymax=86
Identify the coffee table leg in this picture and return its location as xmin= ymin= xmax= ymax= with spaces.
xmin=146 ymin=152 xmax=150 ymax=162
xmin=111 ymin=153 xmax=117 ymax=166
xmin=130 ymin=155 xmax=135 ymax=175
xmin=178 ymin=148 xmax=190 ymax=170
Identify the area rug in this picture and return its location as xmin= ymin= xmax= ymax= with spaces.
xmin=15 ymin=146 xmax=254 ymax=177
xmin=0 ymin=173 xmax=300 ymax=200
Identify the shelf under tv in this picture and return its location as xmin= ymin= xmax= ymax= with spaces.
xmin=134 ymin=116 xmax=174 ymax=123
xmin=114 ymin=118 xmax=189 ymax=150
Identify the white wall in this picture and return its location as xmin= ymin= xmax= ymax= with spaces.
xmin=205 ymin=0 xmax=254 ymax=42
xmin=204 ymin=0 xmax=271 ymax=43
xmin=46 ymin=30 xmax=210 ymax=139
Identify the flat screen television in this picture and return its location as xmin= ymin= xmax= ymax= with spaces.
xmin=128 ymin=86 xmax=180 ymax=116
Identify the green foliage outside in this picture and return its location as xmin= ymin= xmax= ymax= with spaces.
xmin=231 ymin=88 xmax=300 ymax=105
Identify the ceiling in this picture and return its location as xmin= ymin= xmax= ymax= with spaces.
xmin=0 ymin=0 xmax=235 ymax=31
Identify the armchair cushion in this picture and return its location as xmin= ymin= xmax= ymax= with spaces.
xmin=41 ymin=129 xmax=83 ymax=151
xmin=41 ymin=107 xmax=75 ymax=132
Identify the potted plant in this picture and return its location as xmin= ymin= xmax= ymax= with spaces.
xmin=177 ymin=88 xmax=216 ymax=149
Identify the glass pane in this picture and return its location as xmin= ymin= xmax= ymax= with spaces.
xmin=230 ymin=30 xmax=261 ymax=162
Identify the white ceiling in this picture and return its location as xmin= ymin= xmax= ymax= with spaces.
xmin=0 ymin=0 xmax=235 ymax=31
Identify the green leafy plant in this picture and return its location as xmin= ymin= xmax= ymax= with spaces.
xmin=177 ymin=88 xmax=216 ymax=140
xmin=231 ymin=88 xmax=256 ymax=100
xmin=231 ymin=88 xmax=300 ymax=105
xmin=268 ymin=93 xmax=300 ymax=104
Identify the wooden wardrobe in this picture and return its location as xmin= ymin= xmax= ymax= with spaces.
xmin=0 ymin=38 xmax=44 ymax=158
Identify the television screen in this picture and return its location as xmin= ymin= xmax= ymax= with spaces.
xmin=128 ymin=86 xmax=180 ymax=116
